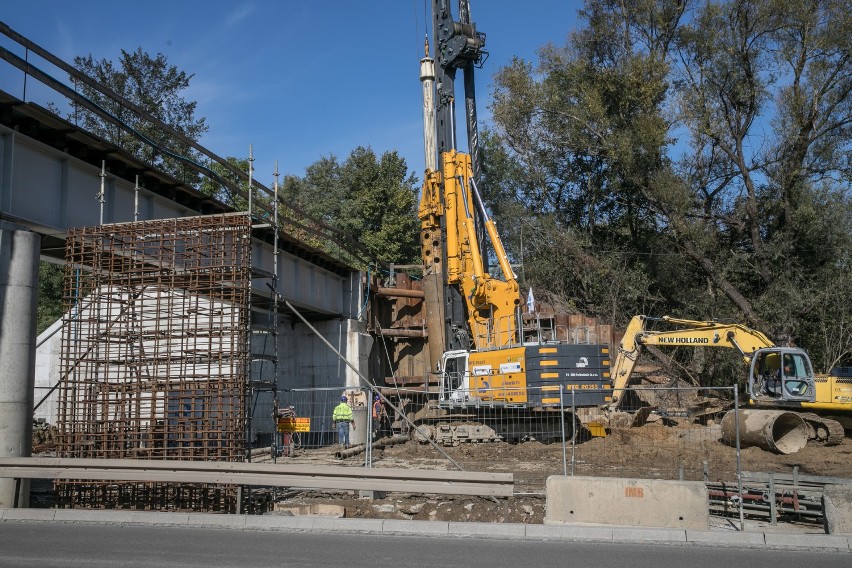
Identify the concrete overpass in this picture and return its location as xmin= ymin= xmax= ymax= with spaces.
xmin=0 ymin=91 xmax=360 ymax=317
xmin=0 ymin=92 xmax=374 ymax=507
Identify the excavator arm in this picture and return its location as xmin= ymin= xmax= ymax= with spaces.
xmin=609 ymin=315 xmax=776 ymax=410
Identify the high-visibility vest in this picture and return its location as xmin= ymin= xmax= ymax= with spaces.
xmin=372 ymin=401 xmax=381 ymax=418
xmin=333 ymin=402 xmax=353 ymax=422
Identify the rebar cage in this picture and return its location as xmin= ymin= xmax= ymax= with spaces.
xmin=55 ymin=213 xmax=252 ymax=510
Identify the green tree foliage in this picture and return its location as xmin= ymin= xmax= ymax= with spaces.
xmin=199 ymin=156 xmax=251 ymax=205
xmin=285 ymin=147 xmax=420 ymax=265
xmin=31 ymin=49 xmax=210 ymax=331
xmin=71 ymin=48 xmax=208 ymax=182
xmin=486 ymin=0 xmax=852 ymax=374
xmin=36 ymin=262 xmax=64 ymax=335
xmin=487 ymin=0 xmax=677 ymax=326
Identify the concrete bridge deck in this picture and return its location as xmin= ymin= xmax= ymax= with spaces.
xmin=0 ymin=90 xmax=360 ymax=318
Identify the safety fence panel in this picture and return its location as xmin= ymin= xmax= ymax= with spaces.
xmin=262 ymin=385 xmax=742 ymax=498
xmin=270 ymin=387 xmax=378 ymax=465
xmin=568 ymin=386 xmax=738 ymax=483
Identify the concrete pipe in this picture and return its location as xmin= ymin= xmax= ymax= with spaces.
xmin=721 ymin=410 xmax=808 ymax=455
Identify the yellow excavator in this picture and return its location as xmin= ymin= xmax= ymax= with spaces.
xmin=609 ymin=315 xmax=850 ymax=445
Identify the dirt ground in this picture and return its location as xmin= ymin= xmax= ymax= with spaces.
xmin=269 ymin=423 xmax=852 ymax=525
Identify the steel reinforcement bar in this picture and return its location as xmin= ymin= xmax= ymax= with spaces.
xmin=0 ymin=458 xmax=514 ymax=497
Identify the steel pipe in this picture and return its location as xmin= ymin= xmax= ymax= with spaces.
xmin=334 ymin=434 xmax=410 ymax=460
xmin=378 ymin=328 xmax=427 ymax=338
xmin=375 ymin=287 xmax=425 ymax=299
xmin=721 ymin=410 xmax=809 ymax=455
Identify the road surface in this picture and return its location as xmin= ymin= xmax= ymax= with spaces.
xmin=0 ymin=522 xmax=848 ymax=568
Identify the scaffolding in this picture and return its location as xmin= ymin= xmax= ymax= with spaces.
xmin=55 ymin=213 xmax=252 ymax=511
xmin=243 ymin=161 xmax=283 ymax=462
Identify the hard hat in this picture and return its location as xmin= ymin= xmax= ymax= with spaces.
xmin=340 ymin=395 xmax=347 ymax=402
xmin=374 ymin=395 xmax=380 ymax=401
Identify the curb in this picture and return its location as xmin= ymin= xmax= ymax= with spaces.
xmin=1 ymin=509 xmax=849 ymax=552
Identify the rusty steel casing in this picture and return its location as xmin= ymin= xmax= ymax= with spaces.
xmin=721 ymin=409 xmax=808 ymax=455
xmin=334 ymin=434 xmax=410 ymax=460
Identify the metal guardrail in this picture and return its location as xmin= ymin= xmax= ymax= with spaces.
xmin=740 ymin=470 xmax=852 ymax=487
xmin=708 ymin=481 xmax=824 ymax=522
xmin=708 ymin=470 xmax=852 ymax=525
xmin=0 ymin=457 xmax=513 ymax=497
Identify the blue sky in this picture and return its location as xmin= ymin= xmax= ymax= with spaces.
xmin=1 ymin=1 xmax=582 ymax=184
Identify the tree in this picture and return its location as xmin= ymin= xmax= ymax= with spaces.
xmin=199 ymin=156 xmax=251 ymax=205
xmin=36 ymin=262 xmax=65 ymax=335
xmin=286 ymin=147 xmax=420 ymax=266
xmin=670 ymin=0 xmax=851 ymax=360
xmin=71 ymin=48 xmax=208 ymax=182
xmin=486 ymin=0 xmax=852 ymax=373
xmin=488 ymin=1 xmax=677 ymax=326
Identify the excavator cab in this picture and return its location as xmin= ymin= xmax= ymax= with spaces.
xmin=749 ymin=347 xmax=816 ymax=402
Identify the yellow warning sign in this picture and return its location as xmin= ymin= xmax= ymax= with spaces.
xmin=277 ymin=417 xmax=310 ymax=432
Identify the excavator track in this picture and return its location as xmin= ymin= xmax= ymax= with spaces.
xmin=798 ymin=413 xmax=845 ymax=446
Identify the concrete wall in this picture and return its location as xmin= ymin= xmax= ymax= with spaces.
xmin=33 ymin=283 xmax=366 ymax=455
xmin=0 ymin=125 xmax=193 ymax=235
xmin=33 ymin=308 xmax=371 ymax=450
xmin=252 ymin=316 xmax=370 ymax=391
xmin=545 ymin=475 xmax=709 ymax=529
xmin=34 ymin=302 xmax=368 ymax=418
xmin=248 ymin=312 xmax=372 ymax=443
xmin=33 ymin=318 xmax=62 ymax=424
xmin=1 ymin=127 xmax=351 ymax=317
xmin=823 ymin=485 xmax=852 ymax=535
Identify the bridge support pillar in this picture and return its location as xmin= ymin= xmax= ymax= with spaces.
xmin=0 ymin=221 xmax=40 ymax=508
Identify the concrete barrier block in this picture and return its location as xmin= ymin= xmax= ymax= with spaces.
xmin=99 ymin=510 xmax=134 ymax=524
xmin=186 ymin=513 xmax=246 ymax=528
xmin=243 ymin=515 xmax=296 ymax=530
xmin=310 ymin=517 xmax=383 ymax=532
xmin=248 ymin=515 xmax=315 ymax=530
xmin=610 ymin=527 xmax=687 ymax=543
xmin=823 ymin=485 xmax=852 ymax=535
xmin=545 ymin=475 xmax=709 ymax=529
xmin=52 ymin=509 xmax=129 ymax=524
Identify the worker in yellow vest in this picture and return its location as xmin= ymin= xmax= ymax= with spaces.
xmin=332 ymin=395 xmax=355 ymax=449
